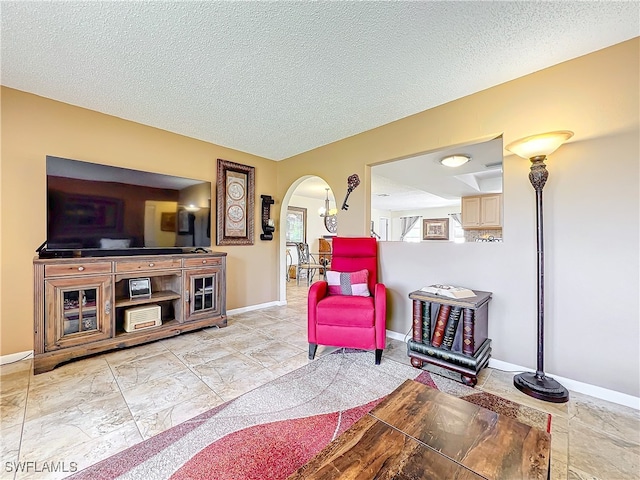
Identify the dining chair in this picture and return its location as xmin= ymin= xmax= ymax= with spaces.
xmin=295 ymin=242 xmax=324 ymax=286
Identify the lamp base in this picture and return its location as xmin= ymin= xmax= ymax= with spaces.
xmin=513 ymin=371 xmax=569 ymax=403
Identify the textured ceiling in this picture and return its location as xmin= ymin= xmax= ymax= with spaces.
xmin=2 ymin=2 xmax=638 ymax=161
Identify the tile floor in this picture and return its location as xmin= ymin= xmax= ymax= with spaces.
xmin=1 ymin=282 xmax=639 ymax=479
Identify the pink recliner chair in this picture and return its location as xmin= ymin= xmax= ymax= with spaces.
xmin=307 ymin=237 xmax=386 ymax=364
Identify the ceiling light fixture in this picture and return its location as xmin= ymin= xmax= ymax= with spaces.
xmin=318 ymin=188 xmax=338 ymax=217
xmin=440 ymin=155 xmax=470 ymax=168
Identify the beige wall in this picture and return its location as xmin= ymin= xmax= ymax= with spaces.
xmin=1 ymin=39 xmax=638 ymax=397
xmin=277 ymin=39 xmax=640 ymax=396
xmin=0 ymin=87 xmax=278 ymax=355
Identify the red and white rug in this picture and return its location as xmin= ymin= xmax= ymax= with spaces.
xmin=70 ymin=350 xmax=550 ymax=480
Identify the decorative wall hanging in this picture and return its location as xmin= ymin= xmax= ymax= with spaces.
xmin=259 ymin=194 xmax=275 ymax=241
xmin=324 ymin=214 xmax=337 ymax=234
xmin=341 ymin=174 xmax=361 ymax=211
xmin=216 ymin=159 xmax=255 ymax=245
xmin=423 ymin=218 xmax=449 ymax=241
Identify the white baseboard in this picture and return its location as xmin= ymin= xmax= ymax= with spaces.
xmin=488 ymin=359 xmax=640 ymax=411
xmin=384 ymin=335 xmax=639 ymax=410
xmin=386 ymin=329 xmax=409 ymax=342
xmin=227 ymin=300 xmax=284 ymax=315
xmin=1 ymin=350 xmax=33 ymax=365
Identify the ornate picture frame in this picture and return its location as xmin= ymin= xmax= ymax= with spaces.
xmin=286 ymin=206 xmax=306 ymax=245
xmin=216 ymin=159 xmax=255 ymax=245
xmin=423 ymin=218 xmax=449 ymax=241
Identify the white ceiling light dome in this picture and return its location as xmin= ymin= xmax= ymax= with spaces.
xmin=440 ymin=155 xmax=470 ymax=168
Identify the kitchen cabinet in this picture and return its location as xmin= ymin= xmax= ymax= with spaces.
xmin=461 ymin=194 xmax=502 ymax=229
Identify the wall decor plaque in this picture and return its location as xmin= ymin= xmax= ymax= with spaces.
xmin=216 ymin=159 xmax=255 ymax=245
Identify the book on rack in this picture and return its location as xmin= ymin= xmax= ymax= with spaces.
xmin=420 ymin=284 xmax=475 ymax=299
xmin=441 ymin=306 xmax=462 ymax=350
xmin=430 ymin=304 xmax=451 ymax=347
xmin=462 ymin=308 xmax=475 ymax=355
xmin=408 ymin=338 xmax=491 ymax=369
xmin=422 ymin=302 xmax=431 ymax=345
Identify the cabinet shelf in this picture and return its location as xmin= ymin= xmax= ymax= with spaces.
xmin=115 ymin=290 xmax=181 ymax=308
xmin=115 ymin=318 xmax=178 ymax=337
xmin=63 ymin=306 xmax=97 ymax=314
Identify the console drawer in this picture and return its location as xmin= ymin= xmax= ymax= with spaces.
xmin=183 ymin=256 xmax=222 ymax=268
xmin=45 ymin=262 xmax=112 ymax=277
xmin=115 ymin=258 xmax=182 ymax=273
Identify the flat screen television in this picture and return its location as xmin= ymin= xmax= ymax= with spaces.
xmin=43 ymin=156 xmax=212 ymax=257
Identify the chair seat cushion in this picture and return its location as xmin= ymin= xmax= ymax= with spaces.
xmin=316 ymin=295 xmax=374 ymax=327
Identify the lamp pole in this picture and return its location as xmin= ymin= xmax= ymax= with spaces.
xmin=512 ymin=155 xmax=569 ymax=403
xmin=532 ymin=156 xmax=547 ymax=377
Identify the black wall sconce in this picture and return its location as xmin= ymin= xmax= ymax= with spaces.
xmin=260 ymin=194 xmax=275 ymax=241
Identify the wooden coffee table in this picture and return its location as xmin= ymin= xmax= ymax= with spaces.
xmin=288 ymin=380 xmax=550 ymax=480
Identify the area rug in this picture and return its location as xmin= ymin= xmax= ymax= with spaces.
xmin=70 ymin=350 xmax=551 ymax=480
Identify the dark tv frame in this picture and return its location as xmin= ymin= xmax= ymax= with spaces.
xmin=41 ymin=156 xmax=212 ymax=258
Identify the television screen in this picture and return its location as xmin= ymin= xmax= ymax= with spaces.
xmin=46 ymin=156 xmax=212 ymax=253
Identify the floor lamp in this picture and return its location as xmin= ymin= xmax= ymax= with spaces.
xmin=505 ymin=131 xmax=573 ymax=403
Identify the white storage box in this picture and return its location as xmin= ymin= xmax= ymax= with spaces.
xmin=124 ymin=305 xmax=161 ymax=332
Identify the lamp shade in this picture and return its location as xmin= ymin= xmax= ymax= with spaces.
xmin=505 ymin=131 xmax=573 ymax=159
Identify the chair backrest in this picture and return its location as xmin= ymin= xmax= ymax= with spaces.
xmin=330 ymin=237 xmax=378 ymax=292
xmin=295 ymin=242 xmax=311 ymax=265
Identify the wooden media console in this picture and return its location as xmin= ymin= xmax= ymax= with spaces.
xmin=33 ymin=252 xmax=226 ymax=374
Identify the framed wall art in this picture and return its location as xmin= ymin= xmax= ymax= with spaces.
xmin=216 ymin=159 xmax=255 ymax=245
xmin=423 ymin=218 xmax=450 ymax=241
xmin=286 ymin=206 xmax=307 ymax=245
xmin=160 ymin=212 xmax=177 ymax=232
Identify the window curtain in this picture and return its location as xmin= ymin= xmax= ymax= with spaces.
xmin=449 ymin=213 xmax=462 ymax=226
xmin=400 ymin=216 xmax=420 ymax=241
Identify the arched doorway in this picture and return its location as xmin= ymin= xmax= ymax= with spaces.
xmin=279 ymin=176 xmax=337 ymax=304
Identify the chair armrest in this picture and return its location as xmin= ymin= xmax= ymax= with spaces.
xmin=308 ymin=281 xmax=328 ymax=343
xmin=373 ymin=283 xmax=387 ymax=349
xmin=308 ymin=281 xmax=328 ymax=307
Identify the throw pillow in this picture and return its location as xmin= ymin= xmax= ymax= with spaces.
xmin=326 ymin=269 xmax=370 ymax=297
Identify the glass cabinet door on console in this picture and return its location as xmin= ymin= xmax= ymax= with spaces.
xmin=44 ymin=276 xmax=112 ymax=351
xmin=184 ymin=268 xmax=222 ymax=322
